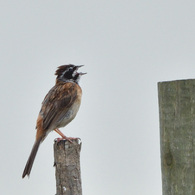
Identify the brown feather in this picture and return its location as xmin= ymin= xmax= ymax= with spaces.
xmin=39 ymin=82 xmax=79 ymax=130
xmin=22 ymin=137 xmax=42 ymax=178
xmin=22 ymin=124 xmax=46 ymax=178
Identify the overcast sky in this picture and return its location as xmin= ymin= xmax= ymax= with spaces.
xmin=1 ymin=0 xmax=195 ymax=194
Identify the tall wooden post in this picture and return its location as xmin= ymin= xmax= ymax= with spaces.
xmin=158 ymin=79 xmax=195 ymax=195
xmin=54 ymin=139 xmax=82 ymax=195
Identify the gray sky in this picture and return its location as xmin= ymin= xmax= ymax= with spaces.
xmin=1 ymin=0 xmax=195 ymax=194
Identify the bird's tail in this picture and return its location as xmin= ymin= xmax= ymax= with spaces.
xmin=22 ymin=137 xmax=42 ymax=178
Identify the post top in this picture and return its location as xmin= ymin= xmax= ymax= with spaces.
xmin=158 ymin=78 xmax=195 ymax=85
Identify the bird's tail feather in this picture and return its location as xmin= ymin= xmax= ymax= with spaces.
xmin=22 ymin=138 xmax=42 ymax=178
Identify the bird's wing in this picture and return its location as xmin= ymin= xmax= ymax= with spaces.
xmin=39 ymin=82 xmax=78 ymax=130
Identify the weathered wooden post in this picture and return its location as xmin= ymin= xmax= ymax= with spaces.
xmin=54 ymin=139 xmax=82 ymax=195
xmin=158 ymin=79 xmax=195 ymax=195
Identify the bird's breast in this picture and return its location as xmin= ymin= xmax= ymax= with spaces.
xmin=57 ymin=86 xmax=82 ymax=128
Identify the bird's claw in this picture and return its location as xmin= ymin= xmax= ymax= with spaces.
xmin=55 ymin=136 xmax=80 ymax=143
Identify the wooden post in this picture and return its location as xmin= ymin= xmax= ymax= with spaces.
xmin=54 ymin=139 xmax=82 ymax=195
xmin=158 ymin=79 xmax=195 ymax=195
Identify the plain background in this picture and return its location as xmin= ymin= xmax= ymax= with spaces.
xmin=1 ymin=0 xmax=195 ymax=194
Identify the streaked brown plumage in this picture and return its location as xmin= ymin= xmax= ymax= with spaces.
xmin=22 ymin=64 xmax=85 ymax=178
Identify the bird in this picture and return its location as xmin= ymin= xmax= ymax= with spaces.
xmin=22 ymin=64 xmax=86 ymax=178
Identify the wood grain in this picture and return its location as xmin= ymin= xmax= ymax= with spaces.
xmin=158 ymin=79 xmax=195 ymax=195
xmin=54 ymin=139 xmax=82 ymax=195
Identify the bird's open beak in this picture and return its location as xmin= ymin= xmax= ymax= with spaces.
xmin=79 ymin=72 xmax=87 ymax=75
xmin=76 ymin=65 xmax=84 ymax=68
xmin=76 ymin=65 xmax=87 ymax=75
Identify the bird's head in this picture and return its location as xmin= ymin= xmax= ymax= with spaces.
xmin=55 ymin=64 xmax=86 ymax=84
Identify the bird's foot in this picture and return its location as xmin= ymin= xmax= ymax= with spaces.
xmin=54 ymin=128 xmax=80 ymax=143
xmin=56 ymin=136 xmax=80 ymax=143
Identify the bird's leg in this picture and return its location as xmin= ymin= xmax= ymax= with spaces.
xmin=54 ymin=128 xmax=79 ymax=143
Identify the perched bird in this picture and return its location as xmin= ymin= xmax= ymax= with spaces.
xmin=22 ymin=64 xmax=86 ymax=178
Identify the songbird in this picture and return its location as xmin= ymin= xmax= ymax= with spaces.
xmin=22 ymin=64 xmax=86 ymax=178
